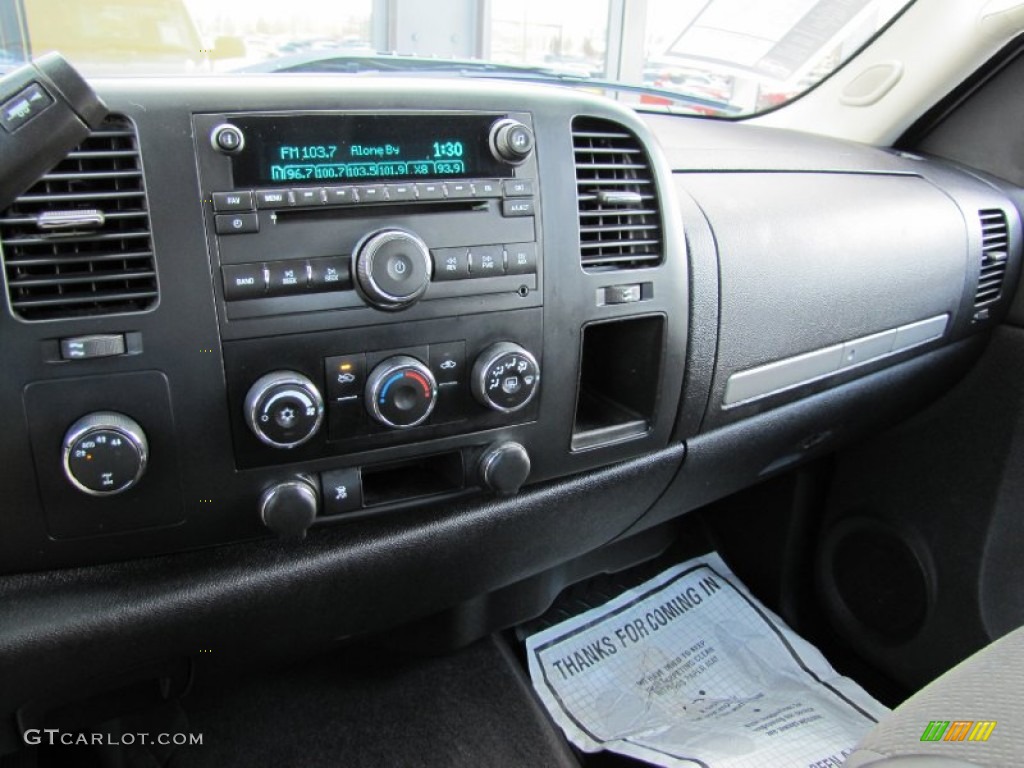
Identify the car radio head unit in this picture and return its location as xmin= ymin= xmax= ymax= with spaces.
xmin=193 ymin=109 xmax=545 ymax=471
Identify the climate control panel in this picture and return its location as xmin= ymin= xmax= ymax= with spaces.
xmin=223 ymin=308 xmax=543 ymax=467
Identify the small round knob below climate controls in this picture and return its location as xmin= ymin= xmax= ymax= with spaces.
xmin=479 ymin=442 xmax=531 ymax=495
xmin=353 ymin=228 xmax=432 ymax=311
xmin=260 ymin=477 xmax=319 ymax=540
xmin=366 ymin=355 xmax=438 ymax=429
xmin=63 ymin=412 xmax=148 ymax=496
xmin=489 ymin=118 xmax=534 ymax=165
xmin=245 ymin=371 xmax=324 ymax=449
xmin=472 ymin=343 xmax=540 ymax=413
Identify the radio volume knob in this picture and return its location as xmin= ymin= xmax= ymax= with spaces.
xmin=245 ymin=371 xmax=324 ymax=449
xmin=353 ymin=228 xmax=432 ymax=311
xmin=489 ymin=119 xmax=534 ymax=165
xmin=366 ymin=356 xmax=438 ymax=429
xmin=472 ymin=343 xmax=540 ymax=413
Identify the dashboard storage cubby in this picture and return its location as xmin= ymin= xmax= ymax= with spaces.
xmin=572 ymin=315 xmax=664 ymax=451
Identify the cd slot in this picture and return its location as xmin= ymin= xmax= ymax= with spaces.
xmin=274 ymin=200 xmax=487 ymax=222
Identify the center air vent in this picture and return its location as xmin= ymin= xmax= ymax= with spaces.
xmin=975 ymin=209 xmax=1009 ymax=308
xmin=0 ymin=116 xmax=156 ymax=321
xmin=573 ymin=117 xmax=662 ymax=271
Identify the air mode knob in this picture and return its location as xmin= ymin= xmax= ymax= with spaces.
xmin=245 ymin=371 xmax=325 ymax=449
xmin=366 ymin=355 xmax=438 ymax=428
xmin=489 ymin=119 xmax=534 ymax=165
xmin=62 ymin=412 xmax=148 ymax=496
xmin=472 ymin=343 xmax=540 ymax=413
xmin=353 ymin=228 xmax=432 ymax=310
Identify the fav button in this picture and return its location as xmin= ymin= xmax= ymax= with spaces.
xmin=212 ymin=191 xmax=254 ymax=211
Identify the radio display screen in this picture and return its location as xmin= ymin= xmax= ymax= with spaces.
xmin=228 ymin=114 xmax=515 ymax=186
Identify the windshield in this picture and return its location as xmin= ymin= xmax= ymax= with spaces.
xmin=0 ymin=0 xmax=912 ymax=117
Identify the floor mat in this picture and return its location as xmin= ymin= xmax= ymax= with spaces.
xmin=170 ymin=635 xmax=578 ymax=768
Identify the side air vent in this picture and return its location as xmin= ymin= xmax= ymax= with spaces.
xmin=0 ymin=116 xmax=156 ymax=320
xmin=975 ymin=209 xmax=1009 ymax=308
xmin=573 ymin=117 xmax=662 ymax=271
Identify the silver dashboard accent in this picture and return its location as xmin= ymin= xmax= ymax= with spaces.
xmin=723 ymin=314 xmax=950 ymax=407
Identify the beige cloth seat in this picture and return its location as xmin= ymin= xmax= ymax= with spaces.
xmin=845 ymin=625 xmax=1024 ymax=767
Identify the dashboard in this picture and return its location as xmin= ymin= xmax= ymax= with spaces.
xmin=0 ymin=75 xmax=1019 ymax=567
xmin=0 ymin=74 xmax=1021 ymax=750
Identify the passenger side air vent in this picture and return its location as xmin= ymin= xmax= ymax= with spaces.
xmin=0 ymin=116 xmax=156 ymax=320
xmin=573 ymin=117 xmax=662 ymax=271
xmin=975 ymin=209 xmax=1009 ymax=307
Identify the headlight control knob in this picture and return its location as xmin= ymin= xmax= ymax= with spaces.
xmin=365 ymin=355 xmax=438 ymax=428
xmin=260 ymin=477 xmax=319 ymax=540
xmin=245 ymin=371 xmax=324 ymax=449
xmin=489 ymin=118 xmax=534 ymax=164
xmin=472 ymin=342 xmax=540 ymax=413
xmin=62 ymin=412 xmax=148 ymax=496
xmin=353 ymin=228 xmax=432 ymax=310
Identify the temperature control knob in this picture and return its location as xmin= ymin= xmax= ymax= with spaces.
xmin=366 ymin=355 xmax=438 ymax=429
xmin=472 ymin=343 xmax=540 ymax=413
xmin=353 ymin=228 xmax=432 ymax=311
xmin=62 ymin=412 xmax=148 ymax=496
xmin=489 ymin=119 xmax=534 ymax=165
xmin=245 ymin=371 xmax=324 ymax=449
